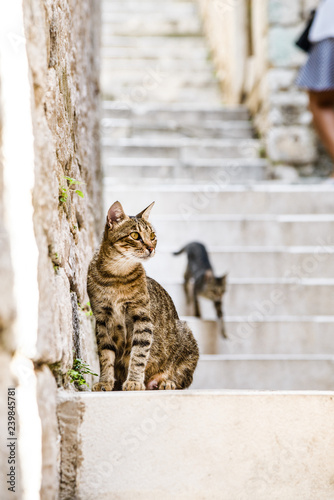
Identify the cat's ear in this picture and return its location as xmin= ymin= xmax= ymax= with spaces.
xmin=107 ymin=201 xmax=127 ymax=228
xmin=136 ymin=201 xmax=155 ymax=220
xmin=217 ymin=274 xmax=228 ymax=285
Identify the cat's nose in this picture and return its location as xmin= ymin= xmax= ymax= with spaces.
xmin=148 ymin=247 xmax=154 ymax=254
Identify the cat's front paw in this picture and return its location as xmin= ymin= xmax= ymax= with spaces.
xmin=92 ymin=380 xmax=114 ymax=392
xmin=158 ymin=380 xmax=176 ymax=390
xmin=122 ymin=380 xmax=145 ymax=391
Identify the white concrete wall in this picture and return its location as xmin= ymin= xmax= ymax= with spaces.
xmin=58 ymin=391 xmax=334 ymax=500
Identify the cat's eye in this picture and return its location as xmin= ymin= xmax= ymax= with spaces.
xmin=131 ymin=232 xmax=140 ymax=240
xmin=150 ymin=232 xmax=156 ymax=240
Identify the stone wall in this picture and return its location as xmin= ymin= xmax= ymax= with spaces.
xmin=198 ymin=0 xmax=329 ymax=177
xmin=25 ymin=0 xmax=102 ymax=379
xmin=0 ymin=0 xmax=101 ymax=498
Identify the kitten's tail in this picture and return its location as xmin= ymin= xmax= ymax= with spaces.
xmin=173 ymin=245 xmax=187 ymax=256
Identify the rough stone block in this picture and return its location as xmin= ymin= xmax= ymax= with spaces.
xmin=271 ymin=164 xmax=300 ymax=181
xmin=268 ymin=0 xmax=302 ymax=25
xmin=268 ymin=92 xmax=312 ymax=125
xmin=267 ymin=68 xmax=298 ymax=92
xmin=267 ymin=126 xmax=317 ymax=164
xmin=268 ymin=25 xmax=307 ymax=67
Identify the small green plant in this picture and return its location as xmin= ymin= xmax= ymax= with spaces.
xmin=259 ymin=145 xmax=267 ymax=158
xmin=51 ymin=251 xmax=61 ymax=273
xmin=68 ymin=358 xmax=98 ymax=387
xmin=59 ymin=176 xmax=84 ymax=203
xmin=78 ymin=301 xmax=93 ymax=317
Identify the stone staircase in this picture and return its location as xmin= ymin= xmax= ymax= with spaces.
xmin=57 ymin=0 xmax=334 ymax=498
xmin=101 ymin=0 xmax=222 ymax=103
xmin=99 ymin=0 xmax=334 ymax=392
xmin=104 ymin=182 xmax=334 ymax=391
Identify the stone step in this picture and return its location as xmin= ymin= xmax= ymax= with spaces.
xmin=102 ymin=0 xmax=197 ymax=14
xmin=101 ymin=85 xmax=222 ymax=104
xmin=101 ymin=76 xmax=221 ymax=103
xmin=102 ymin=101 xmax=250 ymax=121
xmin=146 ymin=215 xmax=334 ymax=247
xmin=102 ymin=138 xmax=261 ymax=159
xmin=101 ymin=68 xmax=217 ymax=88
xmin=101 ymin=35 xmax=207 ymax=52
xmin=192 ymin=355 xmax=334 ymax=390
xmin=184 ymin=316 xmax=334 ymax=355
xmin=162 ymin=280 xmax=334 ymax=317
xmin=103 ymin=158 xmax=267 ymax=182
xmin=102 ymin=58 xmax=214 ymax=73
xmin=102 ymin=16 xmax=202 ymax=37
xmin=102 ymin=6 xmax=198 ymax=21
xmin=103 ymin=184 xmax=334 ymax=215
xmin=141 ymin=247 xmax=334 ymax=280
xmin=57 ymin=391 xmax=334 ymax=499
xmin=101 ymin=45 xmax=209 ymax=60
xmin=101 ymin=118 xmax=254 ymax=139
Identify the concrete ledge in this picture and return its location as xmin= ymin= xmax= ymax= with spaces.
xmin=57 ymin=390 xmax=334 ymax=500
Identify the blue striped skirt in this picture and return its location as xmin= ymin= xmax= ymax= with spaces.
xmin=296 ymin=38 xmax=334 ymax=91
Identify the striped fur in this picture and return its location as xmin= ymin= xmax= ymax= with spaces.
xmin=87 ymin=201 xmax=199 ymax=391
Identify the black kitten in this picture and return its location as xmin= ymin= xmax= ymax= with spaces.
xmin=174 ymin=242 xmax=227 ymax=338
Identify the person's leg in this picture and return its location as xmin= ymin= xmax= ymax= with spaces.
xmin=309 ymin=90 xmax=334 ymax=174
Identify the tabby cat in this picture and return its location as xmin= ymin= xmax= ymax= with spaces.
xmin=87 ymin=201 xmax=199 ymax=391
xmin=174 ymin=242 xmax=227 ymax=338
